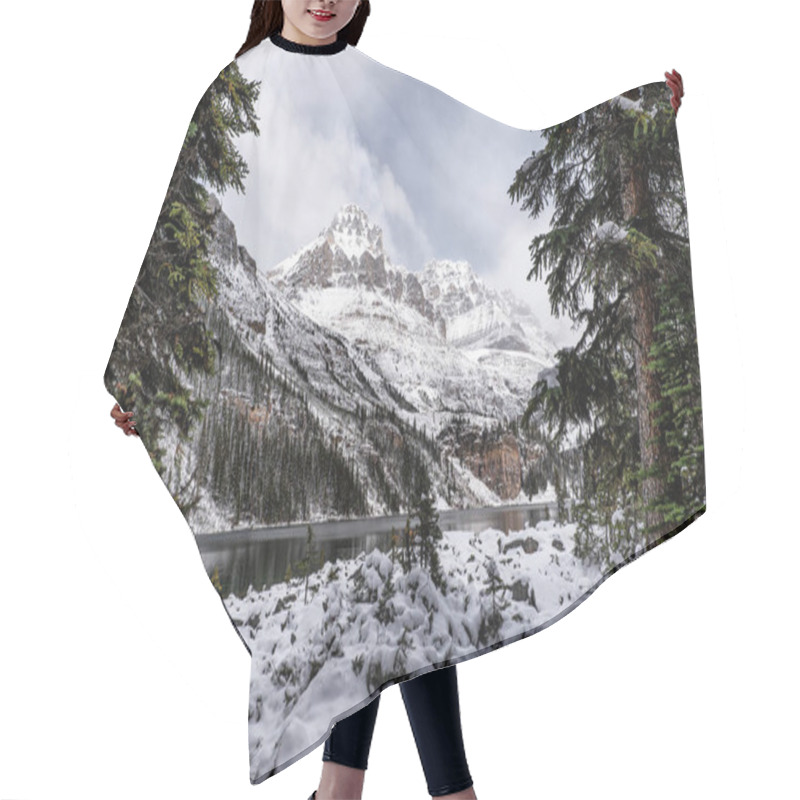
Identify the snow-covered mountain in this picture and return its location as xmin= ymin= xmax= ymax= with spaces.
xmin=263 ymin=203 xmax=558 ymax=425
xmin=156 ymin=198 xmax=560 ymax=532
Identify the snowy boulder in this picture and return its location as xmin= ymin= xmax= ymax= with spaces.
xmin=503 ymin=535 xmax=539 ymax=555
xmin=511 ymin=578 xmax=529 ymax=602
xmin=511 ymin=577 xmax=538 ymax=609
xmin=273 ymin=592 xmax=298 ymax=613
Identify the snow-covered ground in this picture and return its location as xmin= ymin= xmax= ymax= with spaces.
xmin=225 ymin=514 xmax=624 ymax=783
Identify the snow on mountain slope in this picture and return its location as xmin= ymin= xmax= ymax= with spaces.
xmin=262 ymin=203 xmax=559 ymax=425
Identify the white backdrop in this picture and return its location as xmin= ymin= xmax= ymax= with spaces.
xmin=1 ymin=1 xmax=795 ymax=798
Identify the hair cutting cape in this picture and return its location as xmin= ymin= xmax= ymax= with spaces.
xmin=103 ymin=31 xmax=706 ymax=785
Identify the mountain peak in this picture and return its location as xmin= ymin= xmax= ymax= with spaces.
xmin=324 ymin=203 xmax=385 ymax=257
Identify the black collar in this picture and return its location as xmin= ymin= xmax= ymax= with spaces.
xmin=269 ymin=31 xmax=348 ymax=55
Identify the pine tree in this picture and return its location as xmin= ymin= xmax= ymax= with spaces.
xmin=510 ymin=84 xmax=700 ymax=547
xmin=553 ymin=465 xmax=569 ymax=524
xmin=523 ymin=467 xmax=539 ymax=499
xmin=478 ymin=557 xmax=509 ymax=645
xmin=296 ymin=523 xmax=320 ymax=605
xmin=648 ymin=262 xmax=706 ymax=526
xmin=390 ymin=526 xmax=399 ymax=567
xmin=105 ymin=62 xmax=261 ymax=512
xmin=402 ymin=516 xmax=416 ymax=573
xmin=415 ymin=480 xmax=445 ymax=591
xmin=375 ymin=566 xmax=397 ymax=626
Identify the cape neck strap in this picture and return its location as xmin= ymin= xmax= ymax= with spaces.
xmin=269 ymin=31 xmax=348 ymax=55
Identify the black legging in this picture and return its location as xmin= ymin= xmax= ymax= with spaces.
xmin=323 ymin=664 xmax=474 ymax=797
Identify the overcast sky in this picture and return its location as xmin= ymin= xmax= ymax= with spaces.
xmin=217 ymin=42 xmax=583 ymax=349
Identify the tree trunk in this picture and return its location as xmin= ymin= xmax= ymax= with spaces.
xmin=619 ymin=138 xmax=668 ymax=546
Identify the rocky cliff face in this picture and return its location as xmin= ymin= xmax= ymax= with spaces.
xmin=459 ymin=433 xmax=524 ymax=502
